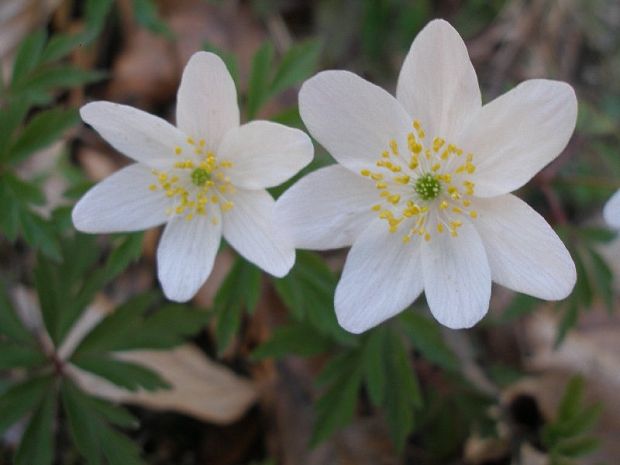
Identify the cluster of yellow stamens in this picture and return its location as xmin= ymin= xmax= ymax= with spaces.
xmin=361 ymin=120 xmax=479 ymax=243
xmin=148 ymin=137 xmax=235 ymax=222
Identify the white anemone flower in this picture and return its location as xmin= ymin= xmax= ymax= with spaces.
xmin=73 ymin=52 xmax=313 ymax=302
xmin=276 ymin=19 xmax=577 ymax=332
xmin=604 ymin=190 xmax=620 ymax=229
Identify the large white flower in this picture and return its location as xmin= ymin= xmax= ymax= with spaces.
xmin=604 ymin=190 xmax=620 ymax=229
xmin=276 ymin=19 xmax=577 ymax=332
xmin=73 ymin=52 xmax=313 ymax=302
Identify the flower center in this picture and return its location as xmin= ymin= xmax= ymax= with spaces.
xmin=148 ymin=137 xmax=235 ymax=223
xmin=414 ymin=173 xmax=441 ymax=200
xmin=360 ymin=120 xmax=478 ymax=243
xmin=191 ymin=168 xmax=211 ymax=186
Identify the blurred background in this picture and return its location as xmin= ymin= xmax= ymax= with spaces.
xmin=1 ymin=0 xmax=620 ymax=464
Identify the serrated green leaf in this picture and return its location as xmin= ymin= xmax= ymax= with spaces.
xmin=16 ymin=66 xmax=106 ymax=95
xmin=213 ymin=257 xmax=262 ymax=352
xmin=14 ymin=387 xmax=56 ymax=465
xmin=89 ymin=396 xmax=139 ymax=429
xmin=100 ymin=423 xmax=145 ymax=465
xmin=252 ymin=323 xmax=332 ymax=359
xmin=270 ymin=40 xmax=322 ymax=95
xmin=35 ymin=253 xmax=61 ymax=344
xmin=362 ymin=327 xmax=387 ymax=407
xmin=311 ymin=363 xmax=362 ymax=446
xmin=73 ymin=354 xmax=170 ymax=392
xmin=383 ymin=334 xmax=421 ymax=450
xmin=273 ymin=251 xmax=354 ymax=344
xmin=0 ymin=100 xmax=29 ymax=158
xmin=20 ymin=209 xmax=62 ymax=261
xmin=0 ymin=342 xmax=46 ymax=370
xmin=8 ymin=107 xmax=79 ymax=163
xmin=61 ymin=380 xmax=103 ymax=465
xmin=246 ymin=42 xmax=274 ymax=119
xmin=0 ymin=375 xmax=52 ymax=436
xmin=554 ymin=436 xmax=600 ymax=457
xmin=0 ymin=183 xmax=21 ymax=240
xmin=11 ymin=30 xmax=47 ymax=84
xmin=3 ymin=173 xmax=45 ymax=205
xmin=0 ymin=283 xmax=34 ymax=343
xmin=399 ymin=311 xmax=458 ymax=371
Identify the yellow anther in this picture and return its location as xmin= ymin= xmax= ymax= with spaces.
xmin=175 ymin=146 xmax=182 ymax=155
xmin=199 ymin=139 xmax=206 ymax=147
xmin=389 ymin=139 xmax=399 ymax=155
xmin=381 ymin=150 xmax=390 ymax=158
xmin=222 ymin=201 xmax=234 ymax=212
xmin=439 ymin=200 xmax=448 ymax=210
xmin=187 ymin=137 xmax=195 ymax=145
xmin=185 ymin=213 xmax=194 ymax=221
xmin=402 ymin=235 xmax=411 ymax=244
xmin=452 ymin=207 xmax=463 ymax=214
xmin=149 ymin=184 xmax=157 ymax=191
xmin=371 ymin=204 xmax=381 ymax=211
xmin=370 ymin=173 xmax=383 ymax=181
xmin=437 ymin=223 xmax=444 ymax=233
xmin=424 ymin=233 xmax=431 ymax=242
xmin=388 ymin=194 xmax=401 ymax=205
xmin=360 ymin=169 xmax=371 ymax=176
xmin=376 ymin=181 xmax=388 ymax=189
xmin=462 ymin=199 xmax=471 ymax=207
xmin=469 ymin=210 xmax=478 ymax=219
xmin=413 ymin=120 xmax=421 ymax=130
xmin=431 ymin=163 xmax=441 ymax=172
xmin=394 ymin=175 xmax=410 ymax=184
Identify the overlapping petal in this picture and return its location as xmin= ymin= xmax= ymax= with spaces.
xmin=218 ymin=121 xmax=313 ymax=189
xmin=299 ymin=70 xmax=412 ymax=173
xmin=72 ymin=164 xmax=169 ymax=233
xmin=176 ymin=52 xmax=240 ymax=151
xmin=397 ymin=19 xmax=481 ymax=140
xmin=604 ymin=189 xmax=620 ymax=229
xmin=458 ymin=79 xmax=577 ymax=197
xmin=157 ymin=210 xmax=222 ymax=302
xmin=223 ymin=189 xmax=294 ymax=277
xmin=475 ymin=194 xmax=575 ymax=299
xmin=334 ymin=219 xmax=424 ymax=333
xmin=421 ymin=221 xmax=491 ymax=329
xmin=275 ymin=165 xmax=377 ymax=250
xmin=80 ymin=102 xmax=185 ymax=168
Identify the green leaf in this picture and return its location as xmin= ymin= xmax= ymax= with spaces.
xmin=20 ymin=209 xmax=62 ymax=261
xmin=0 ymin=283 xmax=34 ymax=343
xmin=3 ymin=173 xmax=45 ymax=205
xmin=554 ymin=436 xmax=600 ymax=457
xmin=246 ymin=42 xmax=274 ymax=119
xmin=61 ymin=381 xmax=102 ymax=464
xmin=0 ymin=100 xmax=29 ymax=158
xmin=17 ymin=66 xmax=106 ymax=95
xmin=0 ymin=375 xmax=52 ymax=436
xmin=585 ymin=247 xmax=614 ymax=314
xmin=11 ymin=30 xmax=47 ymax=84
xmin=269 ymin=40 xmax=322 ymax=95
xmin=133 ymin=0 xmax=174 ymax=38
xmin=8 ymin=107 xmax=79 ymax=163
xmin=557 ymin=376 xmax=585 ymax=424
xmin=213 ymin=257 xmax=262 ymax=352
xmin=0 ymin=342 xmax=46 ymax=370
xmin=100 ymin=424 xmax=145 ymax=465
xmin=14 ymin=388 xmax=56 ymax=465
xmin=273 ymin=251 xmax=354 ymax=344
xmin=399 ymin=311 xmax=458 ymax=371
xmin=89 ymin=396 xmax=139 ymax=429
xmin=0 ymin=183 xmax=21 ymax=240
xmin=35 ymin=253 xmax=61 ymax=344
xmin=252 ymin=323 xmax=332 ymax=359
xmin=73 ymin=354 xmax=170 ymax=391
xmin=383 ymin=334 xmax=421 ymax=450
xmin=362 ymin=328 xmax=388 ymax=406
xmin=311 ymin=362 xmax=362 ymax=446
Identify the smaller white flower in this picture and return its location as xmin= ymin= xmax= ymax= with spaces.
xmin=276 ymin=19 xmax=577 ymax=333
xmin=73 ymin=52 xmax=313 ymax=302
xmin=604 ymin=190 xmax=620 ymax=229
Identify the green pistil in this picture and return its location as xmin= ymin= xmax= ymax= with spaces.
xmin=414 ymin=173 xmax=441 ymax=200
xmin=191 ymin=168 xmax=211 ymax=186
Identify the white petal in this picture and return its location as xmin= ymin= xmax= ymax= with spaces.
xmin=397 ymin=19 xmax=481 ymax=140
xmin=475 ymin=194 xmax=576 ymax=300
xmin=275 ymin=165 xmax=377 ymax=250
xmin=218 ymin=121 xmax=313 ymax=189
xmin=459 ymin=79 xmax=577 ymax=197
xmin=80 ymin=102 xmax=185 ymax=168
xmin=299 ymin=70 xmax=412 ymax=173
xmin=334 ymin=220 xmax=424 ymax=334
xmin=157 ymin=211 xmax=222 ymax=302
xmin=72 ymin=164 xmax=169 ymax=233
xmin=604 ymin=190 xmax=620 ymax=229
xmin=176 ymin=52 xmax=239 ymax=151
xmin=422 ymin=220 xmax=491 ymax=329
xmin=222 ymin=189 xmax=294 ymax=277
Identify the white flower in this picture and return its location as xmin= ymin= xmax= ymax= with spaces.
xmin=73 ymin=52 xmax=313 ymax=302
xmin=276 ymin=19 xmax=577 ymax=332
xmin=604 ymin=190 xmax=620 ymax=229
